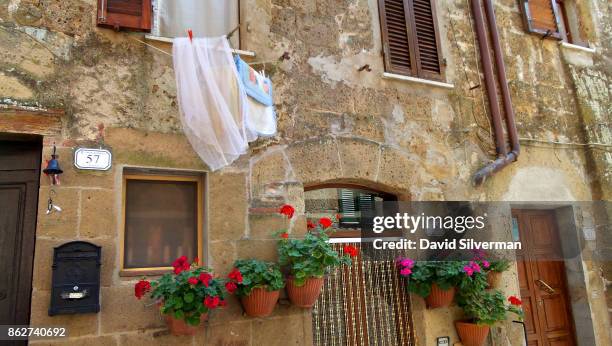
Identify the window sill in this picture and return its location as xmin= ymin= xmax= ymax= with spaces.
xmin=382 ymin=72 xmax=454 ymax=89
xmin=119 ymin=268 xmax=172 ymax=277
xmin=559 ymin=41 xmax=595 ymax=54
xmin=144 ymin=35 xmax=256 ymax=57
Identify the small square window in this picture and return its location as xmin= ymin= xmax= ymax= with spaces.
xmin=151 ymin=0 xmax=240 ymax=48
xmin=121 ymin=173 xmax=203 ymax=272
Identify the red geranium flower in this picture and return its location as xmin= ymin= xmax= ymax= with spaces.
xmin=280 ymin=232 xmax=289 ymax=239
xmin=134 ymin=279 xmax=151 ymax=299
xmin=279 ymin=204 xmax=295 ymax=219
xmin=508 ymin=296 xmax=522 ymax=306
xmin=172 ymin=255 xmax=190 ymax=274
xmin=187 ymin=277 xmax=199 ymax=285
xmin=199 ymin=272 xmax=212 ymax=287
xmin=219 ymin=300 xmax=227 ymax=307
xmin=193 ymin=257 xmax=200 ymax=265
xmin=307 ymin=220 xmax=316 ymax=229
xmin=343 ymin=245 xmax=359 ymax=257
xmin=204 ymin=296 xmax=220 ymax=309
xmin=228 ymin=268 xmax=243 ymax=283
xmin=319 ymin=217 xmax=333 ymax=228
xmin=225 ymin=281 xmax=237 ymax=294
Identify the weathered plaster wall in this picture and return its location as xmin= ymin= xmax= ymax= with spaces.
xmin=0 ymin=0 xmax=610 ymax=345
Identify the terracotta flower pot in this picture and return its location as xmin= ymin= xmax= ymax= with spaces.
xmin=240 ymin=287 xmax=280 ymax=317
xmin=163 ymin=312 xmax=207 ymax=336
xmin=425 ymin=283 xmax=455 ymax=308
xmin=286 ymin=277 xmax=324 ymax=308
xmin=455 ymin=321 xmax=490 ymax=346
xmin=487 ymin=271 xmax=502 ymax=288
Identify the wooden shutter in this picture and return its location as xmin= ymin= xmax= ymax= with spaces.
xmin=378 ymin=0 xmax=443 ymax=80
xmin=97 ymin=0 xmax=152 ymax=32
xmin=411 ymin=0 xmax=442 ymax=79
xmin=520 ymin=0 xmax=563 ymax=39
xmin=379 ymin=0 xmax=416 ymax=76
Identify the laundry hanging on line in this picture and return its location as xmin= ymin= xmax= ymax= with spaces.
xmin=173 ymin=36 xmax=261 ymax=171
xmin=234 ymin=55 xmax=277 ymax=137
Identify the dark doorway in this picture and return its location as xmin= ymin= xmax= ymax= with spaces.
xmin=0 ymin=135 xmax=42 ymax=338
xmin=513 ymin=209 xmax=577 ymax=346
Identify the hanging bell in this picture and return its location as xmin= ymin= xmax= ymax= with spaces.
xmin=43 ymin=155 xmax=63 ymax=175
xmin=43 ymin=145 xmax=63 ymax=185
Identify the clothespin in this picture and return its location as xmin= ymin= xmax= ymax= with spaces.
xmin=187 ymin=29 xmax=193 ymax=42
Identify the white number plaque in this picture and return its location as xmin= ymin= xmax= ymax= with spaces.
xmin=74 ymin=148 xmax=112 ymax=171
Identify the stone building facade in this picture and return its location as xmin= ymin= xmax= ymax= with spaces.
xmin=0 ymin=0 xmax=610 ymax=345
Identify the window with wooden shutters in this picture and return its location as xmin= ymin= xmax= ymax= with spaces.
xmin=97 ymin=0 xmax=152 ymax=32
xmin=378 ymin=0 xmax=444 ymax=80
xmin=520 ymin=0 xmax=564 ymax=39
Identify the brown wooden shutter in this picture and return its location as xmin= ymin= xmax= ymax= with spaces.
xmin=520 ymin=0 xmax=563 ymax=39
xmin=97 ymin=0 xmax=152 ymax=32
xmin=411 ymin=0 xmax=443 ymax=79
xmin=378 ymin=0 xmax=442 ymax=80
xmin=378 ymin=0 xmax=416 ymax=76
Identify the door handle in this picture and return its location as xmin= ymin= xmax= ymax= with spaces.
xmin=536 ymin=279 xmax=555 ymax=294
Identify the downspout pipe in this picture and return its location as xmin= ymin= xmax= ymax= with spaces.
xmin=471 ymin=0 xmax=521 ymax=185
xmin=470 ymin=0 xmax=507 ymax=159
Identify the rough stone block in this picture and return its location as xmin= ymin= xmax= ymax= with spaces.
xmin=105 ymin=128 xmax=206 ymax=170
xmin=80 ymin=189 xmax=116 ymax=239
xmin=236 ymin=240 xmax=278 ymax=262
xmin=249 ymin=213 xmax=289 ymax=239
xmin=36 ymin=187 xmax=79 ymax=239
xmin=32 ymin=238 xmax=61 ymax=291
xmin=376 ymin=146 xmax=422 ymax=194
xmin=251 ymin=150 xmax=289 ymax=198
xmin=337 ymin=137 xmax=381 ymax=181
xmin=118 ymin=330 xmax=194 ymax=346
xmin=29 ymin=290 xmax=98 ymax=337
xmin=209 ymin=241 xmax=236 ymax=275
xmin=100 ymin=286 xmax=165 ymax=333
xmin=251 ymin=314 xmax=310 ymax=346
xmin=29 ymin=336 xmax=117 ymax=346
xmin=209 ymin=173 xmax=248 ymax=241
xmin=287 ymin=137 xmax=342 ymax=185
xmin=197 ymin=320 xmax=252 ymax=345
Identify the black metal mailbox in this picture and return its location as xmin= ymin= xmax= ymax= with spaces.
xmin=48 ymin=241 xmax=101 ymax=316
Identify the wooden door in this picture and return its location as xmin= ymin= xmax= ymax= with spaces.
xmin=0 ymin=136 xmax=42 ymax=334
xmin=513 ymin=209 xmax=576 ymax=346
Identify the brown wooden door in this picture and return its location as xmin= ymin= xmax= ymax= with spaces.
xmin=513 ymin=209 xmax=576 ymax=346
xmin=0 ymin=136 xmax=42 ymax=334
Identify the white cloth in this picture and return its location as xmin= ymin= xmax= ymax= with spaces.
xmin=173 ymin=36 xmax=256 ymax=171
xmin=246 ymin=97 xmax=277 ymax=136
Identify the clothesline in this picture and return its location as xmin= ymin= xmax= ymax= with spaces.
xmin=128 ymin=34 xmax=280 ymax=67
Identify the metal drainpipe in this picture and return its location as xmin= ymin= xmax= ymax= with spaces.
xmin=471 ymin=0 xmax=521 ymax=185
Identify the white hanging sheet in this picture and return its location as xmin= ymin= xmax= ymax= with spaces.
xmin=173 ymin=36 xmax=256 ymax=171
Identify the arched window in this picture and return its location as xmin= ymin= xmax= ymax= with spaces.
xmin=306 ymin=184 xmax=415 ymax=345
xmin=305 ymin=184 xmax=399 ymax=238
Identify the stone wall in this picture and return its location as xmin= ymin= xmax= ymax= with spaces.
xmin=0 ymin=0 xmax=610 ymax=345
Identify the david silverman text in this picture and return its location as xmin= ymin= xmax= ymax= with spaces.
xmin=373 ymin=238 xmax=522 ymax=250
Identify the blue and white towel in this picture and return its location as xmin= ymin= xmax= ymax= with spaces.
xmin=235 ymin=55 xmax=276 ymax=136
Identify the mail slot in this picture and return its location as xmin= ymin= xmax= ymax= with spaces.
xmin=48 ymin=241 xmax=101 ymax=316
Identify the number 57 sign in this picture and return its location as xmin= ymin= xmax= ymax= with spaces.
xmin=74 ymin=148 xmax=112 ymax=171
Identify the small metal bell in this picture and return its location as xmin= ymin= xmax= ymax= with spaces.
xmin=43 ymin=144 xmax=63 ymax=185
xmin=43 ymin=156 xmax=63 ymax=175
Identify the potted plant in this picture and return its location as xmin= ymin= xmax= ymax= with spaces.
xmin=486 ymin=259 xmax=510 ymax=288
xmin=454 ymin=268 xmax=523 ymax=346
xmin=455 ymin=291 xmax=523 ymax=346
xmin=133 ymin=256 xmax=227 ymax=336
xmin=470 ymin=249 xmax=510 ymax=289
xmin=225 ymin=259 xmax=284 ymax=317
xmin=397 ymin=258 xmax=465 ymax=308
xmin=276 ymin=204 xmax=356 ymax=308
